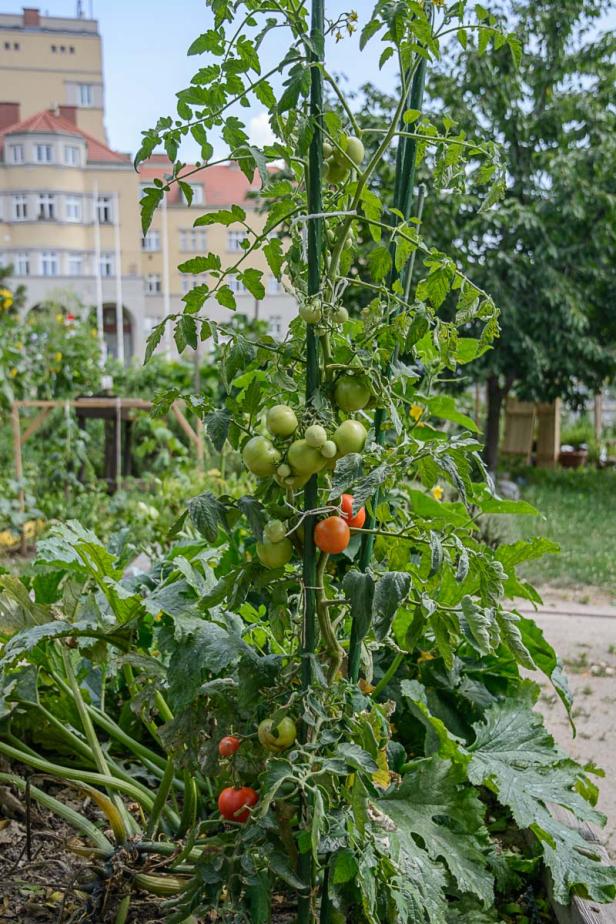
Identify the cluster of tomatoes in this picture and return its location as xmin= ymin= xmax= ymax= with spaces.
xmin=216 ymin=717 xmax=297 ymax=823
xmin=242 ymin=390 xmax=371 ymax=566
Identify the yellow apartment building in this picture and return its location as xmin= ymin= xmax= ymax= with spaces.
xmin=0 ymin=7 xmax=296 ymax=360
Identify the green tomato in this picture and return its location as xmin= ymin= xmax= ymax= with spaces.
xmin=299 ymin=301 xmax=322 ymax=323
xmin=266 ymin=404 xmax=298 ymax=438
xmin=277 ymin=463 xmax=292 ymax=479
xmin=263 ymin=519 xmax=286 ymax=544
xmin=346 ymin=136 xmax=365 ymax=166
xmin=242 ymin=436 xmax=281 ymax=477
xmin=258 ymin=716 xmax=297 ymax=752
xmin=332 ymin=306 xmax=349 ymax=324
xmin=287 ymin=439 xmax=327 ymax=476
xmin=334 ymin=374 xmax=371 ymax=412
xmin=325 ymin=158 xmax=350 ymax=184
xmin=323 ymin=141 xmax=334 ymax=159
xmin=304 ymin=424 xmax=327 ymax=449
xmin=256 ymin=537 xmax=293 ymax=569
xmin=320 ymin=439 xmax=338 ymax=459
xmin=333 ymin=419 xmax=367 ymax=456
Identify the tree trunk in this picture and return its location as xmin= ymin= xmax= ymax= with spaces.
xmin=484 ymin=375 xmax=504 ymax=472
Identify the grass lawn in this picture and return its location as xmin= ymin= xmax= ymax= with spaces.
xmin=501 ymin=467 xmax=616 ymax=596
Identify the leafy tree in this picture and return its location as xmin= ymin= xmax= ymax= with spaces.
xmin=342 ymin=2 xmax=616 ymax=468
xmin=425 ymin=0 xmax=616 ymax=468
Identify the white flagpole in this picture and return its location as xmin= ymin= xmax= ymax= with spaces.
xmin=162 ymin=193 xmax=171 ymax=356
xmin=113 ymin=191 xmax=124 ymax=364
xmin=93 ymin=183 xmax=105 ymax=363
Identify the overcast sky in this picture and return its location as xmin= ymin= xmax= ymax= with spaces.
xmin=30 ymin=1 xmax=616 ymax=161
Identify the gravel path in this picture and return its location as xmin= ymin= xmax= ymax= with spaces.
xmin=517 ymin=595 xmax=616 ymax=858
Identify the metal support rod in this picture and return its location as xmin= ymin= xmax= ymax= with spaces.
xmin=351 ymin=55 xmax=429 ymax=684
xmin=298 ymin=2 xmax=324 ymax=920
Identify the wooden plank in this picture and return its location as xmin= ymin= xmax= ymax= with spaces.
xmin=22 ymin=407 xmax=51 ymax=443
xmin=536 ymin=398 xmax=561 ymax=469
xmin=10 ymin=404 xmax=26 ymax=554
xmin=595 ymin=392 xmax=604 ymax=441
xmin=14 ymin=398 xmax=152 ymax=410
xmin=171 ymin=402 xmax=199 ymax=447
xmin=547 ymin=805 xmax=616 ymax=924
xmin=502 ymin=397 xmax=535 ymax=462
xmin=196 ymin=418 xmax=205 ymax=471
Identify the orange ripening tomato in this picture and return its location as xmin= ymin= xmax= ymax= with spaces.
xmin=218 ymin=786 xmax=258 ymax=823
xmin=340 ymin=494 xmax=366 ymax=529
xmin=218 ymin=735 xmax=241 ymax=757
xmin=314 ymin=516 xmax=351 ymax=554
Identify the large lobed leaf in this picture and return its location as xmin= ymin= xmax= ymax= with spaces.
xmin=377 ymin=756 xmax=494 ymax=907
xmin=468 ymin=691 xmax=616 ymax=903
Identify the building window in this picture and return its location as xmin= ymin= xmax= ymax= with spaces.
xmin=12 ymin=194 xmax=28 ymax=220
xmin=179 ymin=228 xmax=207 ymax=251
xmin=99 ymin=253 xmax=114 ymax=277
xmin=65 ymin=195 xmax=81 ymax=222
xmin=8 ymin=144 xmax=24 ymax=164
xmin=183 ymin=184 xmax=204 ymax=206
xmin=14 ymin=252 xmax=30 ymax=276
xmin=67 ymin=253 xmax=83 ymax=276
xmin=142 ymin=230 xmax=160 ymax=251
xmin=64 ymin=145 xmax=81 ymax=166
xmin=97 ymin=195 xmax=113 ymax=224
xmin=181 ymin=275 xmax=207 ymax=294
xmin=145 ymin=274 xmax=162 ymax=294
xmin=41 ymin=252 xmax=59 ymax=277
xmin=268 ymin=275 xmax=283 ymax=295
xmin=268 ymin=315 xmax=283 ymax=338
xmin=227 ymin=231 xmax=248 ymax=252
xmin=79 ymin=84 xmax=93 ymax=106
xmin=228 ymin=276 xmax=247 ymax=294
xmin=38 ymin=194 xmax=55 ymax=220
xmin=35 ymin=143 xmax=53 ymax=163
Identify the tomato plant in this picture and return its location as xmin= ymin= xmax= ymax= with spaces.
xmin=0 ymin=1 xmax=614 ymax=923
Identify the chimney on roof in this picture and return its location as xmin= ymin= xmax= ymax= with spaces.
xmin=0 ymin=102 xmax=20 ymax=131
xmin=58 ymin=105 xmax=78 ymax=124
xmin=22 ymin=8 xmax=40 ymax=27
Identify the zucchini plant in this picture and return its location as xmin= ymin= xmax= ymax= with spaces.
xmin=1 ymin=0 xmax=615 ymax=922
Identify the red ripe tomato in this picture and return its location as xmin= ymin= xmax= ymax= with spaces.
xmin=218 ymin=735 xmax=241 ymax=758
xmin=218 ymin=786 xmax=258 ymax=823
xmin=340 ymin=494 xmax=366 ymax=529
xmin=314 ymin=516 xmax=351 ymax=554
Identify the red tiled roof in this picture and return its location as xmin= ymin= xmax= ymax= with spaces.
xmin=139 ymin=156 xmax=262 ymax=207
xmin=0 ymin=109 xmax=131 ymax=164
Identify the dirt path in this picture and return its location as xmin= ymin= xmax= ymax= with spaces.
xmin=517 ymin=594 xmax=616 ymax=858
